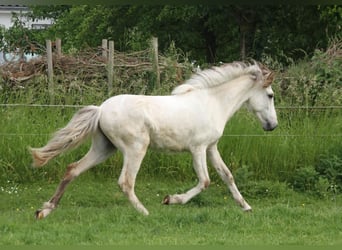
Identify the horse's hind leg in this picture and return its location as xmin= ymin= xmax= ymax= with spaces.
xmin=35 ymin=131 xmax=116 ymax=219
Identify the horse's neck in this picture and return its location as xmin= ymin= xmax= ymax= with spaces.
xmin=209 ymin=75 xmax=254 ymax=122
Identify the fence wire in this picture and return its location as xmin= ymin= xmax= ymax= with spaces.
xmin=1 ymin=133 xmax=340 ymax=138
xmin=1 ymin=103 xmax=342 ymax=109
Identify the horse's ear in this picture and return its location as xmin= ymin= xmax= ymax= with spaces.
xmin=263 ymin=71 xmax=274 ymax=87
xmin=259 ymin=63 xmax=274 ymax=87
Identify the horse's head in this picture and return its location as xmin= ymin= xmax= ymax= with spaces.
xmin=246 ymin=64 xmax=278 ymax=131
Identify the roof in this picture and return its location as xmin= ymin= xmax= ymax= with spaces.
xmin=0 ymin=5 xmax=29 ymax=12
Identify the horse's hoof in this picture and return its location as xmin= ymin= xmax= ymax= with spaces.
xmin=162 ymin=195 xmax=170 ymax=205
xmin=35 ymin=209 xmax=44 ymax=219
xmin=243 ymin=207 xmax=252 ymax=212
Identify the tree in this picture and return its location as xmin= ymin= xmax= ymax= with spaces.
xmin=0 ymin=13 xmax=34 ymax=58
xmin=22 ymin=5 xmax=342 ymax=64
xmin=253 ymin=5 xmax=341 ymax=64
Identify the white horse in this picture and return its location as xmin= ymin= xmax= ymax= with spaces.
xmin=30 ymin=61 xmax=277 ymax=219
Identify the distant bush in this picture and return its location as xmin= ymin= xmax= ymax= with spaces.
xmin=276 ymin=37 xmax=342 ymax=107
xmin=289 ymin=165 xmax=319 ymax=193
xmin=234 ymin=165 xmax=293 ymax=198
xmin=315 ymin=148 xmax=342 ymax=194
xmin=288 ymin=149 xmax=342 ymax=196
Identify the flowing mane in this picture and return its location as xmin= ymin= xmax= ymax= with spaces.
xmin=172 ymin=62 xmax=264 ymax=95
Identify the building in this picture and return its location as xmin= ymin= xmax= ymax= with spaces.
xmin=0 ymin=5 xmax=52 ymax=64
xmin=0 ymin=5 xmax=52 ymax=29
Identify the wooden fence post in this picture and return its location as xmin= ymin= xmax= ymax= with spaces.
xmin=56 ymin=38 xmax=62 ymax=58
xmin=46 ymin=39 xmax=54 ymax=104
xmin=151 ymin=37 xmax=160 ymax=88
xmin=102 ymin=39 xmax=108 ymax=61
xmin=107 ymin=40 xmax=114 ymax=94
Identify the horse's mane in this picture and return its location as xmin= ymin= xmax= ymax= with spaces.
xmin=172 ymin=62 xmax=265 ymax=95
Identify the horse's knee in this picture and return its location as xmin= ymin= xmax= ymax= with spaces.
xmin=118 ymin=179 xmax=126 ymax=192
xmin=118 ymin=178 xmax=132 ymax=195
xmin=64 ymin=162 xmax=78 ymax=180
xmin=204 ymin=179 xmax=210 ymax=189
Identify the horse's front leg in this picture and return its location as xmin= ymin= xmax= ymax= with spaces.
xmin=163 ymin=146 xmax=210 ymax=205
xmin=118 ymin=141 xmax=149 ymax=216
xmin=207 ymin=144 xmax=252 ymax=211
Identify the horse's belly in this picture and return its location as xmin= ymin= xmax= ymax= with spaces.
xmin=149 ymin=131 xmax=188 ymax=152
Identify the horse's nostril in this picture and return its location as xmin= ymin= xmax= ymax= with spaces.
xmin=263 ymin=122 xmax=277 ymax=131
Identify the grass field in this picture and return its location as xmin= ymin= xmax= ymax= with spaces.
xmin=1 ymin=176 xmax=341 ymax=246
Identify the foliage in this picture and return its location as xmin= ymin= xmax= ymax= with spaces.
xmin=27 ymin=5 xmax=71 ymax=21
xmin=254 ymin=6 xmax=337 ymax=64
xmin=275 ymin=37 xmax=342 ymax=107
xmin=315 ymin=149 xmax=342 ymax=193
xmin=25 ymin=5 xmax=342 ymax=64
xmin=319 ymin=5 xmax=342 ymax=35
xmin=289 ymin=165 xmax=319 ymax=193
xmin=53 ymin=6 xmax=114 ymax=51
xmin=0 ymin=14 xmax=33 ymax=55
xmin=234 ymin=165 xmax=292 ymax=199
xmin=288 ymin=149 xmax=342 ymax=196
xmin=0 ymin=14 xmax=50 ymax=57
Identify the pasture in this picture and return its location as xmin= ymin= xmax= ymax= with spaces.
xmin=1 ymin=177 xmax=342 ymax=245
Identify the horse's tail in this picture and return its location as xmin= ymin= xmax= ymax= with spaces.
xmin=29 ymin=105 xmax=101 ymax=168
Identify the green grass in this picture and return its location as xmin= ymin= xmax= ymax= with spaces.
xmin=0 ymin=177 xmax=341 ymax=245
xmin=0 ymin=105 xmax=341 ymax=183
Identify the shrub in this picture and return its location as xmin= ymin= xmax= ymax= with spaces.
xmin=288 ymin=157 xmax=342 ymax=197
xmin=234 ymin=165 xmax=292 ymax=198
xmin=276 ymin=37 xmax=342 ymax=107
xmin=315 ymin=152 xmax=342 ymax=193
xmin=289 ymin=165 xmax=319 ymax=193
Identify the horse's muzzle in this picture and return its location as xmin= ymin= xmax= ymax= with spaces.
xmin=263 ymin=122 xmax=278 ymax=131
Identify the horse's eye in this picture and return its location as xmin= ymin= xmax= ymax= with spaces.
xmin=268 ymin=94 xmax=274 ymax=99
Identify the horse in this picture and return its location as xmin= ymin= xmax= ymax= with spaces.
xmin=30 ymin=61 xmax=277 ymax=219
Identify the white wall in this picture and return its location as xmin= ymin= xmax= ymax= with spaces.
xmin=0 ymin=8 xmax=52 ymax=29
xmin=0 ymin=10 xmax=14 ymax=28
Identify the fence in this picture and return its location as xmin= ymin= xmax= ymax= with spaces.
xmin=0 ymin=37 xmax=181 ymax=103
xmin=45 ymin=37 xmax=161 ymax=98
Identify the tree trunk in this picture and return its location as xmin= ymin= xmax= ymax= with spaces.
xmin=240 ymin=32 xmax=246 ymax=60
xmin=234 ymin=7 xmax=257 ymax=60
xmin=203 ymin=27 xmax=217 ymax=63
xmin=201 ymin=12 xmax=217 ymax=64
